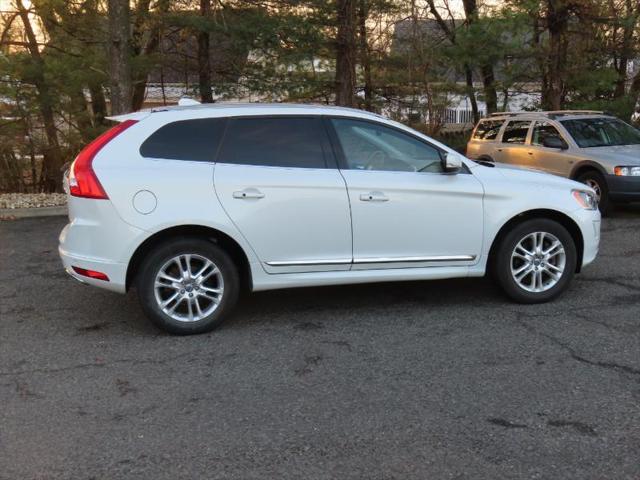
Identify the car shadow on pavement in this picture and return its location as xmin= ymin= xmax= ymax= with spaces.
xmin=228 ymin=276 xmax=505 ymax=330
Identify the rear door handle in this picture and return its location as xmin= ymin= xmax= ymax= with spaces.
xmin=233 ymin=188 xmax=265 ymax=199
xmin=360 ymin=191 xmax=389 ymax=202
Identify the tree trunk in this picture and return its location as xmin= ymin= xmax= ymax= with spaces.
xmin=613 ymin=0 xmax=636 ymax=98
xmin=88 ymin=81 xmax=107 ymax=127
xmin=462 ymin=0 xmax=498 ymax=114
xmin=358 ymin=0 xmax=372 ymax=111
xmin=426 ymin=0 xmax=479 ymax=121
xmin=335 ymin=0 xmax=357 ymax=107
xmin=131 ymin=0 xmax=170 ymax=111
xmin=480 ymin=65 xmax=498 ymax=114
xmin=108 ymin=0 xmax=133 ymax=115
xmin=464 ymin=65 xmax=480 ymax=123
xmin=541 ymin=0 xmax=569 ymax=110
xmin=15 ymin=0 xmax=64 ymax=192
xmin=198 ymin=0 xmax=214 ymax=103
xmin=629 ymin=69 xmax=640 ymax=113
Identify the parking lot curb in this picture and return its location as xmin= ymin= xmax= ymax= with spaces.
xmin=0 ymin=206 xmax=67 ymax=219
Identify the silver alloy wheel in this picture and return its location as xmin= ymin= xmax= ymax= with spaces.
xmin=153 ymin=254 xmax=224 ymax=322
xmin=510 ymin=232 xmax=566 ymax=293
xmin=584 ymin=179 xmax=601 ymax=203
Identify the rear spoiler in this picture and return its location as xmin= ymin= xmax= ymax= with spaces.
xmin=106 ymin=99 xmax=201 ymax=123
xmin=105 ymin=110 xmax=152 ymax=123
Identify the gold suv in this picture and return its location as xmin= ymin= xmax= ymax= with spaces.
xmin=466 ymin=110 xmax=640 ymax=214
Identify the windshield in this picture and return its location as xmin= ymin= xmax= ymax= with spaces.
xmin=561 ymin=117 xmax=640 ymax=148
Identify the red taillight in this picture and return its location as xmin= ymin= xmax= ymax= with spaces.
xmin=69 ymin=119 xmax=138 ymax=199
xmin=72 ymin=266 xmax=110 ymax=281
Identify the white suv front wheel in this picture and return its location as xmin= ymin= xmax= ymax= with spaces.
xmin=494 ymin=219 xmax=577 ymax=303
xmin=137 ymin=239 xmax=240 ymax=334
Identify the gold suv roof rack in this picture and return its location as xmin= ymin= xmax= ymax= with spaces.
xmin=487 ymin=110 xmax=606 ymax=118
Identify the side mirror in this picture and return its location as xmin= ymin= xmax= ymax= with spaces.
xmin=542 ymin=136 xmax=568 ymax=150
xmin=443 ymin=152 xmax=463 ymax=173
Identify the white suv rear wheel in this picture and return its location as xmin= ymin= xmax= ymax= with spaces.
xmin=137 ymin=239 xmax=239 ymax=335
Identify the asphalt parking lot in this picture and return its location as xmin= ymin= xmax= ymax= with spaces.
xmin=1 ymin=210 xmax=639 ymax=480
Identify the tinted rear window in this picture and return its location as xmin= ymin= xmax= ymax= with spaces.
xmin=473 ymin=120 xmax=504 ymax=140
xmin=140 ymin=118 xmax=226 ymax=161
xmin=216 ymin=117 xmax=329 ymax=168
xmin=502 ymin=121 xmax=531 ymax=144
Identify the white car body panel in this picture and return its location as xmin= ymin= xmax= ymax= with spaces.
xmin=59 ymin=103 xmax=601 ymax=295
xmin=470 ymin=164 xmax=601 ymax=269
xmin=214 ymin=163 xmax=352 ymax=273
xmin=340 ymin=169 xmax=484 ymax=269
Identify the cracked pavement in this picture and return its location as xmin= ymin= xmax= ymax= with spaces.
xmin=1 ymin=209 xmax=639 ymax=479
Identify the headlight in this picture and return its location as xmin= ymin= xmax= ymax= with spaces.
xmin=572 ymin=190 xmax=598 ymax=210
xmin=614 ymin=166 xmax=640 ymax=176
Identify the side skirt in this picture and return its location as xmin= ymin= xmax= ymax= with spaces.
xmin=251 ymin=265 xmax=480 ymax=292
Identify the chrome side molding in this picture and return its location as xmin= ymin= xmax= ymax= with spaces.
xmin=266 ymin=255 xmax=476 ymax=267
xmin=354 ymin=255 xmax=476 ymax=264
xmin=265 ymin=258 xmax=352 ymax=267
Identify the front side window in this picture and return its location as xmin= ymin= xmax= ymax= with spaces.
xmin=531 ymin=121 xmax=563 ymax=146
xmin=473 ymin=120 xmax=504 ymax=140
xmin=561 ymin=117 xmax=640 ymax=148
xmin=216 ymin=117 xmax=328 ymax=168
xmin=140 ymin=118 xmax=226 ymax=161
xmin=501 ymin=121 xmax=531 ymax=144
xmin=331 ymin=118 xmax=444 ymax=173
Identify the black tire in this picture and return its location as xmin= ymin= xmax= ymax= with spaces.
xmin=576 ymin=170 xmax=612 ymax=216
xmin=494 ymin=219 xmax=577 ymax=304
xmin=136 ymin=238 xmax=240 ymax=335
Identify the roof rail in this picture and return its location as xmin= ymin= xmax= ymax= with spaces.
xmin=487 ymin=112 xmax=524 ymax=117
xmin=487 ymin=110 xmax=605 ymax=118
xmin=545 ymin=110 xmax=604 ymax=116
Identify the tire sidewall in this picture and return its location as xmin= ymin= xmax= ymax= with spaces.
xmin=137 ymin=239 xmax=239 ymax=335
xmin=577 ymin=171 xmax=610 ymax=216
xmin=496 ymin=219 xmax=577 ymax=303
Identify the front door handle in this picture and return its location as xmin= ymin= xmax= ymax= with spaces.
xmin=360 ymin=191 xmax=389 ymax=202
xmin=233 ymin=188 xmax=265 ymax=200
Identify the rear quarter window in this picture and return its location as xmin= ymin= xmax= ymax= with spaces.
xmin=472 ymin=120 xmax=504 ymax=140
xmin=140 ymin=118 xmax=226 ymax=161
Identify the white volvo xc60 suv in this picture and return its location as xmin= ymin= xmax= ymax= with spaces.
xmin=59 ymin=104 xmax=601 ymax=334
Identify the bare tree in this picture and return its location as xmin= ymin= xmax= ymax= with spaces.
xmin=611 ymin=0 xmax=640 ymax=98
xmin=131 ymin=0 xmax=171 ymax=111
xmin=15 ymin=0 xmax=64 ymax=191
xmin=462 ymin=0 xmax=498 ymax=113
xmin=358 ymin=0 xmax=373 ymax=111
xmin=539 ymin=0 xmax=579 ymax=110
xmin=335 ymin=0 xmax=357 ymax=106
xmin=198 ymin=0 xmax=214 ymax=103
xmin=108 ymin=0 xmax=133 ymax=115
xmin=425 ymin=0 xmax=480 ymax=122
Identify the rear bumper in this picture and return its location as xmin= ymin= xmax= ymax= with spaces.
xmin=607 ymin=174 xmax=640 ymax=202
xmin=58 ymin=198 xmax=147 ymax=294
xmin=59 ymin=243 xmax=127 ymax=293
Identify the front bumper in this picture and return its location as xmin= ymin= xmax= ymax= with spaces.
xmin=572 ymin=208 xmax=601 ymax=269
xmin=607 ymin=174 xmax=640 ymax=202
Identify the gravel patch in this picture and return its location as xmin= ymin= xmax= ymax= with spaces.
xmin=0 ymin=193 xmax=67 ymax=209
